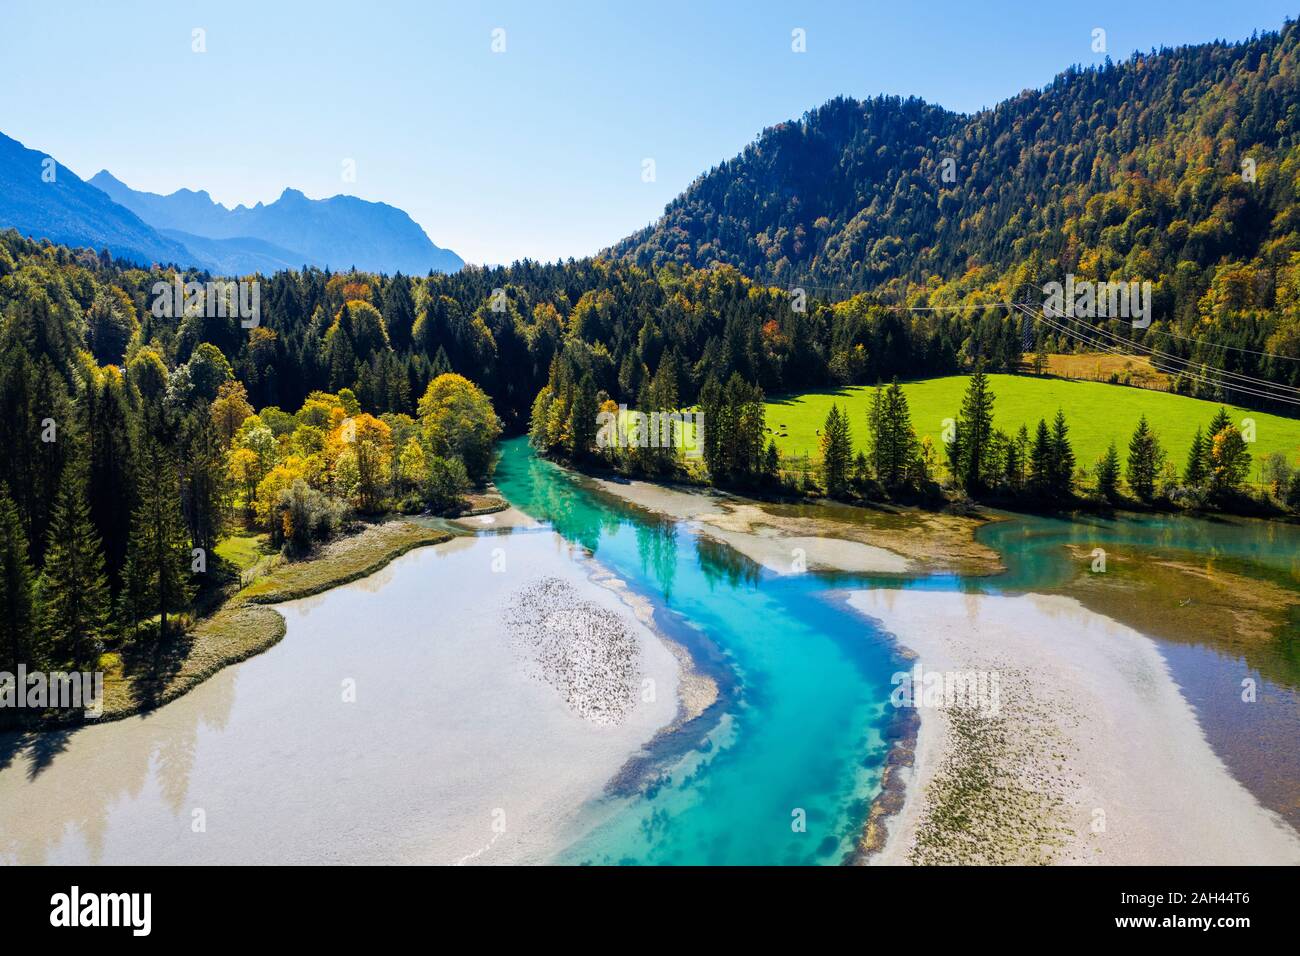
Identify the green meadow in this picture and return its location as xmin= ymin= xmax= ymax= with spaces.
xmin=765 ymin=375 xmax=1300 ymax=478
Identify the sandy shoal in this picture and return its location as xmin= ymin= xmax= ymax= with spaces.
xmin=590 ymin=476 xmax=912 ymax=574
xmin=846 ymin=589 xmax=1300 ymax=865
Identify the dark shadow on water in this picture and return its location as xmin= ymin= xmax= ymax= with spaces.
xmin=24 ymin=729 xmax=72 ymax=782
xmin=0 ymin=731 xmax=28 ymax=774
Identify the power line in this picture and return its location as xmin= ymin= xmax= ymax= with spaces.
xmin=1037 ymin=304 xmax=1300 ymax=396
xmin=1019 ymin=305 xmax=1300 ymax=407
xmin=1143 ymin=323 xmax=1300 ymax=364
xmin=1027 ymin=309 xmax=1294 ymax=405
xmin=788 ymin=281 xmax=1300 ymax=395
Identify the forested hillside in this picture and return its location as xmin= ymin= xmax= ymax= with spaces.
xmin=612 ymin=21 xmax=1300 ymax=391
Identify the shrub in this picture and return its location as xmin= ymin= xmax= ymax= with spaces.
xmin=273 ymin=479 xmax=348 ymax=554
xmin=1287 ymin=471 xmax=1300 ymax=512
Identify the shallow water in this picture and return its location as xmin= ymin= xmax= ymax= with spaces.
xmin=974 ymin=512 xmax=1300 ymax=828
xmin=0 ymin=532 xmax=679 ymax=865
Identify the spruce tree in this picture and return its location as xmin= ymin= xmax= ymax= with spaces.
xmin=867 ymin=385 xmax=886 ymax=479
xmin=179 ymin=402 xmax=226 ymax=556
xmin=820 ymin=403 xmax=853 ymax=497
xmin=0 ymin=485 xmax=36 ymax=674
xmin=1009 ymin=424 xmax=1030 ymax=491
xmin=1096 ymin=442 xmax=1121 ymax=501
xmin=699 ymin=375 xmax=724 ymax=481
xmin=569 ymin=375 xmax=598 ymax=462
xmin=1029 ymin=419 xmax=1053 ymax=496
xmin=944 ymin=418 xmax=963 ymax=487
xmin=125 ymin=438 xmax=194 ymax=640
xmin=37 ymin=465 xmax=112 ymax=668
xmin=879 ymin=379 xmax=917 ymax=490
xmin=957 ymin=363 xmax=996 ymax=492
xmin=764 ymin=440 xmax=780 ymax=484
xmin=1184 ymin=427 xmax=1207 ymax=486
xmin=1125 ymin=415 xmax=1163 ymax=502
xmin=1049 ymin=408 xmax=1075 ymax=497
xmin=83 ymin=368 xmax=136 ymax=592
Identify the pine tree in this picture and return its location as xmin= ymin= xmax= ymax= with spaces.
xmin=1009 ymin=424 xmax=1030 ymax=491
xmin=1029 ymin=419 xmax=1053 ymax=496
xmin=957 ymin=363 xmax=996 ymax=492
xmin=1049 ymin=408 xmax=1075 ymax=497
xmin=764 ymin=440 xmax=780 ymax=484
xmin=1184 ymin=427 xmax=1207 ymax=486
xmin=944 ymin=418 xmax=963 ymax=486
xmin=647 ymin=356 xmax=681 ymax=473
xmin=179 ymin=402 xmax=226 ymax=556
xmin=1096 ymin=442 xmax=1121 ymax=501
xmin=30 ymin=357 xmax=76 ymax=567
xmin=877 ymin=379 xmax=918 ymax=490
xmin=82 ymin=368 xmax=135 ymax=592
xmin=1125 ymin=415 xmax=1164 ymax=502
xmin=37 ymin=465 xmax=111 ymax=668
xmin=820 ymin=403 xmax=853 ymax=497
xmin=0 ymin=485 xmax=36 ymax=675
xmin=569 ymin=375 xmax=598 ymax=462
xmin=381 ymin=274 xmax=416 ymax=351
xmin=699 ymin=375 xmax=724 ymax=481
xmin=724 ymin=373 xmax=766 ymax=485
xmin=867 ymin=385 xmax=886 ymax=479
xmin=124 ymin=438 xmax=194 ymax=640
xmin=326 ymin=304 xmax=358 ymax=392
xmin=1207 ymin=407 xmax=1232 ymax=439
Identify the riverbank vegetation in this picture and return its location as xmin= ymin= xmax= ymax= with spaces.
xmin=0 ymin=232 xmax=503 ymax=722
xmin=530 ymin=355 xmax=1300 ymax=518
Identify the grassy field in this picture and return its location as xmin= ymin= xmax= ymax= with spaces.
xmin=213 ymin=532 xmax=270 ymax=570
xmin=766 ymin=374 xmax=1300 ymax=478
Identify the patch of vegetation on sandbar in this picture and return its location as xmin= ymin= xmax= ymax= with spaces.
xmin=909 ymin=667 xmax=1078 ymax=865
xmin=240 ymin=520 xmax=452 ymax=604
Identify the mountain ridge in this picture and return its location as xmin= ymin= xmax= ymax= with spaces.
xmin=0 ymin=131 xmax=194 ymax=269
xmin=610 ymin=20 xmax=1300 ymax=330
xmin=89 ymin=170 xmax=464 ymax=275
xmin=0 ymin=133 xmax=465 ymax=276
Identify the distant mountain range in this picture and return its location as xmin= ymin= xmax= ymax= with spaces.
xmin=0 ymin=131 xmax=462 ymax=275
xmin=0 ymin=131 xmax=195 ymax=268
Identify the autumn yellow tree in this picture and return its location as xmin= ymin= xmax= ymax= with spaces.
xmin=254 ymin=457 xmax=307 ymax=530
xmin=329 ymin=414 xmax=392 ymax=512
xmin=211 ymin=380 xmax=254 ymax=446
xmin=417 ymin=373 xmax=501 ymax=483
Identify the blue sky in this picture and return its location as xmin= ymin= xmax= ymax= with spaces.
xmin=1 ymin=1 xmax=1293 ymax=265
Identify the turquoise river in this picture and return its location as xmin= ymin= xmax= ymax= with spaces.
xmin=493 ymin=437 xmax=1300 ymax=864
